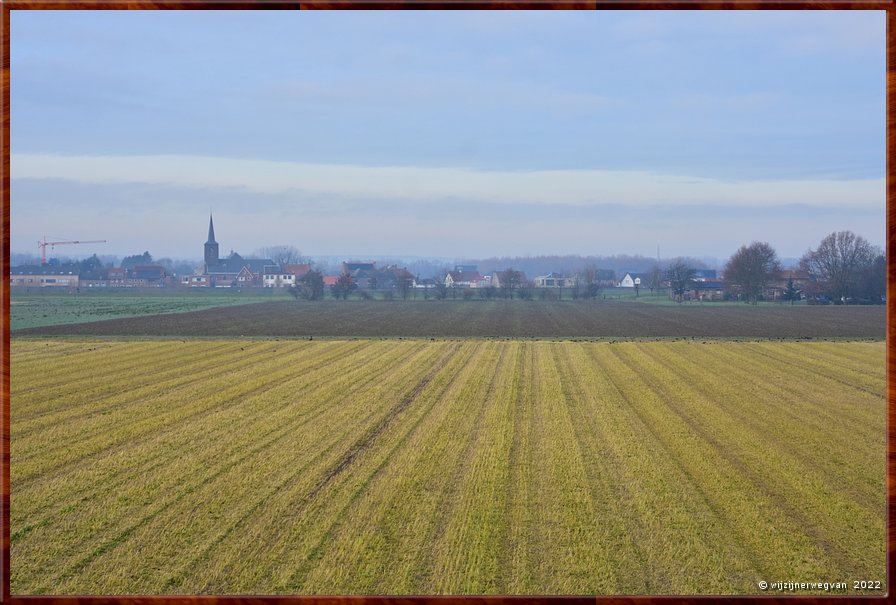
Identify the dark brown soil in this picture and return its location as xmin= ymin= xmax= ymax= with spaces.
xmin=13 ymin=300 xmax=885 ymax=339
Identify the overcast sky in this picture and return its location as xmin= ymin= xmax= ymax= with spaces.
xmin=11 ymin=10 xmax=885 ymax=262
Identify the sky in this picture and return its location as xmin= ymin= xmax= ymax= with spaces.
xmin=10 ymin=10 xmax=885 ymax=263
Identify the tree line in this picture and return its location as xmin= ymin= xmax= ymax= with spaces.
xmin=722 ymin=230 xmax=883 ymax=304
xmin=286 ymin=230 xmax=882 ymax=305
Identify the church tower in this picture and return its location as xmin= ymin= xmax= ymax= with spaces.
xmin=204 ymin=214 xmax=219 ymax=270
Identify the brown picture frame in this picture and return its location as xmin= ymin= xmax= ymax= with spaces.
xmin=1 ymin=2 xmax=892 ymax=604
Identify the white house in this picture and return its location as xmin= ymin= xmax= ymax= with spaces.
xmin=618 ymin=272 xmax=649 ymax=288
xmin=533 ymin=272 xmax=577 ymax=288
xmin=445 ymin=270 xmax=483 ymax=288
xmin=262 ymin=269 xmax=296 ymax=288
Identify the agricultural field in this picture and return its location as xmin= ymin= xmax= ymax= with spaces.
xmin=13 ymin=299 xmax=885 ymax=338
xmin=10 ymin=288 xmax=290 ymax=330
xmin=10 ymin=338 xmax=885 ymax=595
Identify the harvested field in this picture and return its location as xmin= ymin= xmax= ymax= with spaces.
xmin=10 ymin=338 xmax=886 ymax=595
xmin=13 ymin=299 xmax=885 ymax=338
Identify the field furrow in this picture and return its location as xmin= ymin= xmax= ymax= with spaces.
xmin=629 ymin=343 xmax=884 ymax=579
xmin=13 ymin=340 xmax=408 ymax=592
xmin=95 ymin=341 xmax=447 ymax=594
xmin=284 ymin=342 xmax=499 ymax=594
xmin=426 ymin=342 xmax=514 ymax=594
xmin=12 ymin=340 xmax=296 ymax=441
xmin=643 ymin=343 xmax=885 ymax=512
xmin=608 ymin=344 xmax=859 ymax=581
xmin=189 ymin=348 xmax=484 ymax=592
xmin=580 ymin=343 xmax=762 ymax=592
xmin=498 ymin=342 xmax=536 ymax=594
xmin=256 ymin=342 xmax=487 ymax=594
xmin=12 ymin=340 xmax=369 ymax=487
xmin=693 ymin=342 xmax=883 ymax=452
xmin=527 ymin=343 xmax=617 ymax=594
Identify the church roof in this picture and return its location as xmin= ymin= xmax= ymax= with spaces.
xmin=206 ymin=257 xmax=275 ymax=275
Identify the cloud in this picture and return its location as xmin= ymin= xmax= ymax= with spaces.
xmin=12 ymin=153 xmax=884 ymax=211
xmin=11 ymin=176 xmax=884 ymax=260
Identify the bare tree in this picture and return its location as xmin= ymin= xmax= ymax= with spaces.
xmin=396 ymin=275 xmax=413 ymax=300
xmin=666 ymin=260 xmax=697 ymax=303
xmin=853 ymin=253 xmax=886 ymax=303
xmin=723 ymin=242 xmax=782 ymax=305
xmin=255 ymin=245 xmax=303 ymax=266
xmin=291 ymin=269 xmax=324 ymax=301
xmin=582 ymin=265 xmax=602 ymax=299
xmin=499 ymin=268 xmax=523 ymax=299
xmin=800 ymin=231 xmax=880 ymax=302
xmin=432 ymin=271 xmax=449 ymax=300
xmin=647 ymin=265 xmax=662 ymax=293
xmin=331 ymin=272 xmax=357 ymax=300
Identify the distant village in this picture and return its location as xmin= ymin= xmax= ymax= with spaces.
xmin=10 ymin=215 xmax=884 ymax=305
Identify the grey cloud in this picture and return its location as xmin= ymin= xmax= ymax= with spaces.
xmin=11 ymin=177 xmax=884 ymax=260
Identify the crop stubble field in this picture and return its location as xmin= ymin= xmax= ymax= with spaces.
xmin=10 ymin=337 xmax=886 ymax=595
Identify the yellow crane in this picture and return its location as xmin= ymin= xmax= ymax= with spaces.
xmin=38 ymin=236 xmax=107 ymax=265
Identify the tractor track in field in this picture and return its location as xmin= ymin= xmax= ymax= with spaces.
xmin=613 ymin=344 xmax=862 ymax=579
xmin=544 ymin=344 xmax=626 ymax=593
xmin=160 ymin=342 xmax=446 ymax=593
xmin=416 ymin=342 xmax=511 ymax=593
xmin=693 ymin=343 xmax=882 ymax=443
xmin=497 ymin=342 xmax=535 ymax=593
xmin=306 ymin=343 xmax=468 ymax=506
xmin=281 ymin=341 xmax=484 ymax=593
xmin=640 ymin=343 xmax=883 ymax=513
xmin=550 ymin=343 xmax=650 ymax=592
xmin=736 ymin=343 xmax=885 ymax=397
xmin=46 ymin=341 xmax=437 ymax=593
xmin=13 ymin=341 xmax=294 ymax=440
xmin=594 ymin=345 xmax=772 ymax=584
xmin=10 ymin=339 xmax=885 ymax=595
xmin=11 ymin=340 xmax=384 ymax=531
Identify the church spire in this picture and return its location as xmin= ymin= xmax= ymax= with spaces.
xmin=206 ymin=214 xmax=217 ymax=245
xmin=204 ymin=214 xmax=220 ymax=269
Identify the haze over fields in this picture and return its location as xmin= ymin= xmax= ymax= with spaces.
xmin=10 ymin=11 xmax=884 ymax=260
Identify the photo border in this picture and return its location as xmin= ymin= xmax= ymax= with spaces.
xmin=0 ymin=2 xmax=892 ymax=603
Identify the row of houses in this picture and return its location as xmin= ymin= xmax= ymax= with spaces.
xmin=10 ymin=264 xmax=174 ymax=289
xmin=669 ymin=269 xmax=813 ymax=302
xmin=442 ymin=268 xmax=618 ymax=290
xmin=7 ymin=259 xmax=814 ymax=304
xmin=11 ymin=218 xmax=815 ymax=301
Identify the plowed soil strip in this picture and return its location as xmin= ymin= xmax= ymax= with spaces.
xmin=14 ymin=300 xmax=885 ymax=338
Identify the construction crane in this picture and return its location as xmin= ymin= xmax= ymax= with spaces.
xmin=38 ymin=236 xmax=107 ymax=265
